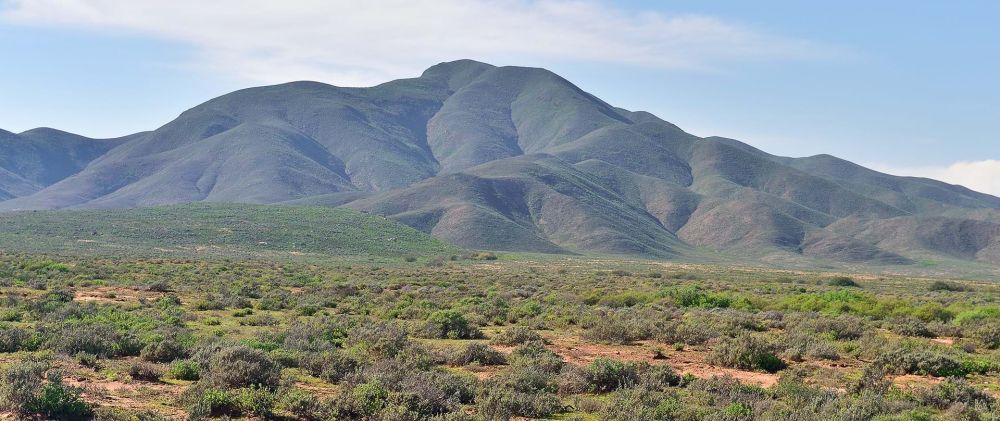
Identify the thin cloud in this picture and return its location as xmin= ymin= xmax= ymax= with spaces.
xmin=1 ymin=0 xmax=833 ymax=86
xmin=870 ymin=160 xmax=1000 ymax=197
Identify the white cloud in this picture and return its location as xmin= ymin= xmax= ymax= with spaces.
xmin=869 ymin=160 xmax=1000 ymax=197
xmin=0 ymin=0 xmax=829 ymax=86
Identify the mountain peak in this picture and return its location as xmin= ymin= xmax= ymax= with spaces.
xmin=420 ymin=59 xmax=495 ymax=90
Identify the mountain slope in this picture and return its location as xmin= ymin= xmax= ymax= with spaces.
xmin=0 ymin=128 xmax=127 ymax=199
xmin=2 ymin=60 xmax=998 ymax=266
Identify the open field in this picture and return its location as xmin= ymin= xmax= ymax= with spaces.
xmin=0 ymin=253 xmax=996 ymax=420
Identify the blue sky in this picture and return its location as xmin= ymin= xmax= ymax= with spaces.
xmin=0 ymin=0 xmax=997 ymax=194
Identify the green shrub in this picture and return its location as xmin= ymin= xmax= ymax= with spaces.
xmin=168 ymin=360 xmax=200 ymax=381
xmin=917 ymin=377 xmax=996 ymax=409
xmin=0 ymin=364 xmax=91 ymax=420
xmin=827 ymin=276 xmax=860 ymax=287
xmin=477 ymin=365 xmax=562 ymax=419
xmin=29 ymin=381 xmax=93 ymax=420
xmin=928 ymin=281 xmax=967 ymax=292
xmin=599 ymin=388 xmax=680 ymax=421
xmin=279 ymin=390 xmax=325 ymax=420
xmin=709 ymin=334 xmax=786 ymax=373
xmin=449 ymin=343 xmax=506 ymax=366
xmin=93 ymin=407 xmax=170 ymax=420
xmin=423 ymin=310 xmax=482 ymax=339
xmin=874 ymin=347 xmax=967 ymax=377
xmin=662 ymin=285 xmax=735 ymax=309
xmin=582 ymin=310 xmax=652 ymax=345
xmin=189 ymin=386 xmax=276 ymax=418
xmin=584 ymin=358 xmax=640 ymax=392
xmin=298 ymin=350 xmax=359 ymax=383
xmin=141 ymin=337 xmax=187 ymax=363
xmin=0 ymin=327 xmax=30 ymax=353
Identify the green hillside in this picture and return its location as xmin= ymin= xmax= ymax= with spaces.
xmin=0 ymin=203 xmax=457 ymax=259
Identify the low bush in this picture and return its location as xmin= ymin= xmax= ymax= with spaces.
xmin=477 ymin=365 xmax=562 ymax=420
xmin=490 ymin=326 xmax=543 ymax=346
xmin=916 ymin=377 xmax=996 ymax=410
xmin=582 ymin=309 xmax=652 ymax=345
xmin=201 ymin=345 xmax=281 ymax=389
xmin=128 ymin=362 xmax=162 ymax=382
xmin=928 ymin=281 xmax=967 ymax=292
xmin=0 ymin=364 xmax=91 ymax=420
xmin=583 ymin=358 xmax=641 ymax=392
xmin=448 ymin=343 xmax=506 ymax=366
xmin=827 ymin=276 xmax=860 ymax=287
xmin=168 ymin=360 xmax=200 ymax=381
xmin=709 ymin=334 xmax=786 ymax=373
xmin=141 ymin=336 xmax=187 ymax=363
xmin=188 ymin=385 xmax=276 ymax=419
xmin=299 ymin=350 xmax=359 ymax=383
xmin=422 ymin=310 xmax=482 ymax=340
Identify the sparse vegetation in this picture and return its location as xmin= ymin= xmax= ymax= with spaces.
xmin=0 ymin=254 xmax=995 ymax=419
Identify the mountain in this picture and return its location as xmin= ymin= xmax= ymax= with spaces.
xmin=2 ymin=59 xmax=998 ymax=266
xmin=0 ymin=128 xmax=128 ymax=200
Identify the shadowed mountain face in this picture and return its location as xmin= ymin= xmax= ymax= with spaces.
xmin=2 ymin=60 xmax=999 ymax=265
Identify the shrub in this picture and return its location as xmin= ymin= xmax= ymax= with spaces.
xmin=0 ymin=327 xmax=30 ymax=353
xmin=477 ymin=365 xmax=562 ymax=420
xmin=93 ymin=407 xmax=170 ymax=420
xmin=662 ymin=285 xmax=734 ymax=308
xmin=280 ymin=390 xmax=325 ymax=420
xmin=508 ymin=341 xmax=564 ymax=374
xmin=639 ymin=364 xmax=682 ymax=391
xmin=709 ymin=334 xmax=786 ymax=373
xmin=423 ymin=310 xmax=482 ymax=339
xmin=917 ymin=377 xmax=995 ymax=409
xmin=168 ymin=360 xmax=200 ymax=381
xmin=29 ymin=380 xmax=93 ymax=420
xmin=599 ymin=388 xmax=680 ymax=421
xmin=928 ymin=281 xmax=967 ymax=292
xmin=346 ymin=321 xmax=410 ymax=360
xmin=201 ymin=345 xmax=281 ymax=389
xmin=0 ymin=363 xmax=45 ymax=416
xmin=128 ymin=362 xmax=162 ymax=382
xmin=582 ymin=310 xmax=651 ymax=345
xmin=967 ymin=321 xmax=1000 ymax=349
xmin=490 ymin=326 xmax=543 ymax=346
xmin=76 ymin=352 xmax=99 ymax=370
xmin=189 ymin=386 xmax=276 ymax=418
xmin=873 ymin=347 xmax=966 ymax=377
xmin=888 ymin=317 xmax=934 ymax=338
xmin=141 ymin=337 xmax=187 ymax=363
xmin=827 ymin=276 xmax=860 ymax=287
xmin=449 ymin=343 xmax=506 ymax=366
xmin=298 ymin=350 xmax=359 ymax=383
xmin=51 ymin=323 xmax=141 ymax=358
xmin=777 ymin=332 xmax=839 ymax=362
xmin=0 ymin=364 xmax=91 ymax=420
xmin=584 ymin=358 xmax=640 ymax=392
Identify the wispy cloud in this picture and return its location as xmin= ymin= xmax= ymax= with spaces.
xmin=870 ymin=160 xmax=1000 ymax=197
xmin=1 ymin=0 xmax=831 ymax=86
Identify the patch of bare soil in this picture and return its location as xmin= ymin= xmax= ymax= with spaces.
xmin=539 ymin=333 xmax=780 ymax=387
xmin=62 ymin=376 xmax=187 ymax=420
xmin=73 ymin=286 xmax=164 ymax=304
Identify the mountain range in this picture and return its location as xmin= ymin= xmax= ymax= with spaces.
xmin=2 ymin=59 xmax=999 ymax=267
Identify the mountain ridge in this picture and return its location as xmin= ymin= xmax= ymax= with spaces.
xmin=2 ymin=59 xmax=998 ymax=267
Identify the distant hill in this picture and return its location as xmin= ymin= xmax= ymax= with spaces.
xmin=1 ymin=60 xmax=998 ymax=266
xmin=0 ymin=203 xmax=457 ymax=259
